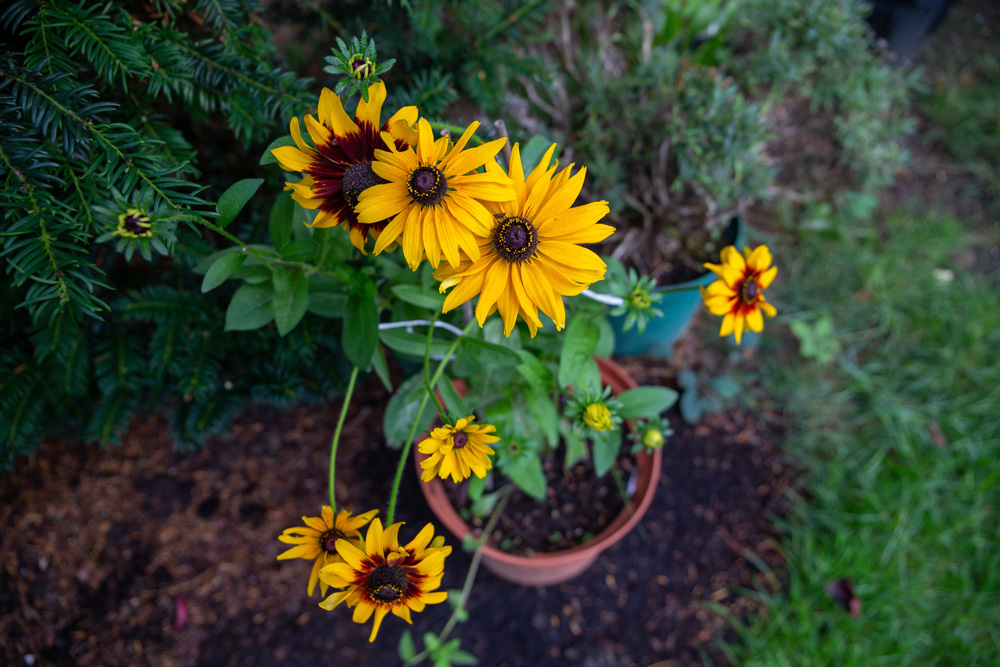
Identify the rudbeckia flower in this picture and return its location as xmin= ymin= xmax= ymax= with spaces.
xmin=113 ymin=208 xmax=152 ymax=238
xmin=700 ymin=245 xmax=778 ymax=344
xmin=277 ymin=506 xmax=378 ymax=596
xmin=318 ymin=519 xmax=451 ymax=642
xmin=354 ymin=118 xmax=515 ymax=270
xmin=270 ymin=82 xmax=417 ymax=252
xmin=418 ymin=416 xmax=499 ymax=484
xmin=434 ymin=143 xmax=615 ymax=337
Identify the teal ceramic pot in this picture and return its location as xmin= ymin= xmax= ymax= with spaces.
xmin=611 ymin=215 xmax=746 ymax=357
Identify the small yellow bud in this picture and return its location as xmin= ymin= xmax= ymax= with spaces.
xmin=583 ymin=403 xmax=614 ymax=432
xmin=642 ymin=428 xmax=665 ymax=449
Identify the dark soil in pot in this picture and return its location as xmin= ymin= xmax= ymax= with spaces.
xmin=448 ymin=443 xmax=638 ymax=555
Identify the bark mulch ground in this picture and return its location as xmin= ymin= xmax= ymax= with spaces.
xmin=1 ymin=357 xmax=789 ymax=667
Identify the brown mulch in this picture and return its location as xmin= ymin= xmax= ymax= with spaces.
xmin=0 ymin=349 xmax=789 ymax=667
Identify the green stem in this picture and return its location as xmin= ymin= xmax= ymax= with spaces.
xmin=386 ymin=320 xmax=475 ymax=524
xmin=423 ymin=316 xmax=452 ymax=423
xmin=329 ymin=366 xmax=360 ymax=513
xmin=403 ymin=487 xmax=512 ymax=666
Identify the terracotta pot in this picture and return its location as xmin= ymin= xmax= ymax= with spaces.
xmin=414 ymin=357 xmax=662 ymax=586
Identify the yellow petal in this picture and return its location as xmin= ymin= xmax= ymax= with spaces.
xmin=355 ymin=183 xmax=410 ymax=223
xmin=475 ymin=261 xmax=510 ymax=325
xmin=405 ymin=523 xmax=435 ymax=554
xmin=416 ymin=118 xmax=437 ymax=165
xmin=365 ymin=518 xmax=384 ymax=556
xmin=327 ymin=89 xmax=360 ymax=137
xmin=272 ymin=146 xmax=315 ymax=173
xmin=444 ymin=137 xmax=507 ymax=177
xmin=356 ymin=81 xmax=386 ymax=129
xmin=733 ymin=312 xmax=745 ymax=344
xmin=758 ymin=265 xmax=778 ymax=289
xmin=746 ymin=307 xmax=764 ymax=332
xmin=318 ymin=590 xmax=350 ymax=611
xmin=719 ymin=312 xmax=736 ymax=337
xmin=336 ymin=539 xmax=367 ymax=570
xmin=373 ymin=209 xmax=409 ymax=255
xmin=369 ymin=607 xmax=390 ymax=642
xmin=276 ymin=544 xmax=320 ymax=560
xmin=305 ymin=114 xmax=332 ymax=149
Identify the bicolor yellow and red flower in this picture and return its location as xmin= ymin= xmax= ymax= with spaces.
xmin=418 ymin=416 xmax=498 ymax=484
xmin=277 ymin=506 xmax=378 ymax=597
xmin=270 ymin=82 xmax=417 ymax=252
xmin=318 ymin=519 xmax=451 ymax=642
xmin=701 ymin=245 xmax=777 ymax=344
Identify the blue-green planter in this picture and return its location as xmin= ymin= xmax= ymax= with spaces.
xmin=612 ymin=216 xmax=746 ymax=357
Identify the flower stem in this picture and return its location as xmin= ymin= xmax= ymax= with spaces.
xmin=386 ymin=321 xmax=475 ymax=524
xmin=329 ymin=366 xmax=360 ymax=513
xmin=402 ymin=487 xmax=512 ymax=666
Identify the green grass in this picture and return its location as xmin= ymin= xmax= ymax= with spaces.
xmin=723 ymin=209 xmax=1000 ymax=665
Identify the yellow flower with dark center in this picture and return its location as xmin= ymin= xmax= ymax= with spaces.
xmin=434 ymin=143 xmax=615 ymax=337
xmin=354 ymin=118 xmax=515 ymax=270
xmin=417 ymin=416 xmax=499 ymax=483
xmin=700 ymin=245 xmax=778 ymax=344
xmin=270 ymin=82 xmax=417 ymax=253
xmin=318 ymin=519 xmax=451 ymax=642
xmin=583 ymin=403 xmax=614 ymax=432
xmin=277 ymin=506 xmax=378 ymax=597
xmin=113 ymin=208 xmax=152 ymax=238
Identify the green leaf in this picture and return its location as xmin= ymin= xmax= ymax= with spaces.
xmin=591 ymin=429 xmax=622 ymax=476
xmin=460 ymin=336 xmax=522 ymax=367
xmin=617 ymin=386 xmax=679 ymax=420
xmin=391 ymin=284 xmax=446 ymax=310
xmin=398 ymin=630 xmax=417 ymax=661
xmin=372 ymin=343 xmax=392 ymax=392
xmin=514 ymin=349 xmax=554 ymax=395
xmin=561 ymin=421 xmax=587 ymax=468
xmin=437 ymin=375 xmax=469 ymax=419
xmin=272 ymin=269 xmax=309 ymax=336
xmin=594 ymin=315 xmax=616 ymax=358
xmin=201 ymin=252 xmax=247 ymax=292
xmin=380 ymin=329 xmax=453 ymax=358
xmin=575 ymin=357 xmax=601 ymax=393
xmin=343 ymin=283 xmax=378 ymax=370
xmin=268 ymin=193 xmax=295 ymax=250
xmin=260 ymin=135 xmax=296 ymax=165
xmin=384 ymin=374 xmax=435 ymax=448
xmin=504 ymin=448 xmax=546 ymax=500
xmin=279 ymin=239 xmax=319 ymax=262
xmin=525 ymin=389 xmax=558 ymax=448
xmin=679 ymin=387 xmax=703 ymax=424
xmin=225 ymin=283 xmax=274 ymax=331
xmin=307 ymin=291 xmax=348 ymax=318
xmin=217 ymin=178 xmax=264 ymax=228
xmin=558 ymin=314 xmax=599 ymax=388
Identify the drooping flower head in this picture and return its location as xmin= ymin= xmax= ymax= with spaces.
xmin=270 ymin=82 xmax=417 ymax=252
xmin=277 ymin=506 xmax=378 ymax=597
xmin=319 ymin=519 xmax=451 ymax=642
xmin=701 ymin=245 xmax=777 ymax=344
xmin=434 ymin=143 xmax=615 ymax=337
xmin=418 ymin=416 xmax=499 ymax=484
xmin=354 ymin=118 xmax=515 ymax=270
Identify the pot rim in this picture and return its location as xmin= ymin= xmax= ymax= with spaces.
xmin=414 ymin=357 xmax=662 ymax=569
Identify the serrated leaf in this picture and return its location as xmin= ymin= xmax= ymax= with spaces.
xmin=225 ymin=283 xmax=274 ymax=331
xmin=260 ymin=136 xmax=295 ymax=165
xmin=217 ymin=178 xmax=264 ymax=228
xmin=617 ymin=386 xmax=679 ymax=420
xmin=558 ymin=314 xmax=599 ymax=388
xmin=201 ymin=251 xmax=247 ymax=293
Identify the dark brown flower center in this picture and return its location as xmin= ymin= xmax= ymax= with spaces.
xmin=740 ymin=277 xmax=759 ymax=304
xmin=493 ymin=216 xmax=538 ymax=263
xmin=368 ymin=565 xmax=408 ymax=603
xmin=407 ymin=166 xmax=447 ymax=206
xmin=453 ymin=432 xmax=468 ymax=449
xmin=343 ymin=161 xmax=386 ymax=208
xmin=123 ymin=213 xmax=151 ymax=236
xmin=321 ymin=529 xmax=345 ymax=553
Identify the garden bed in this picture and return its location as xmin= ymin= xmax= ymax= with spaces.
xmin=0 ymin=359 xmax=788 ymax=666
